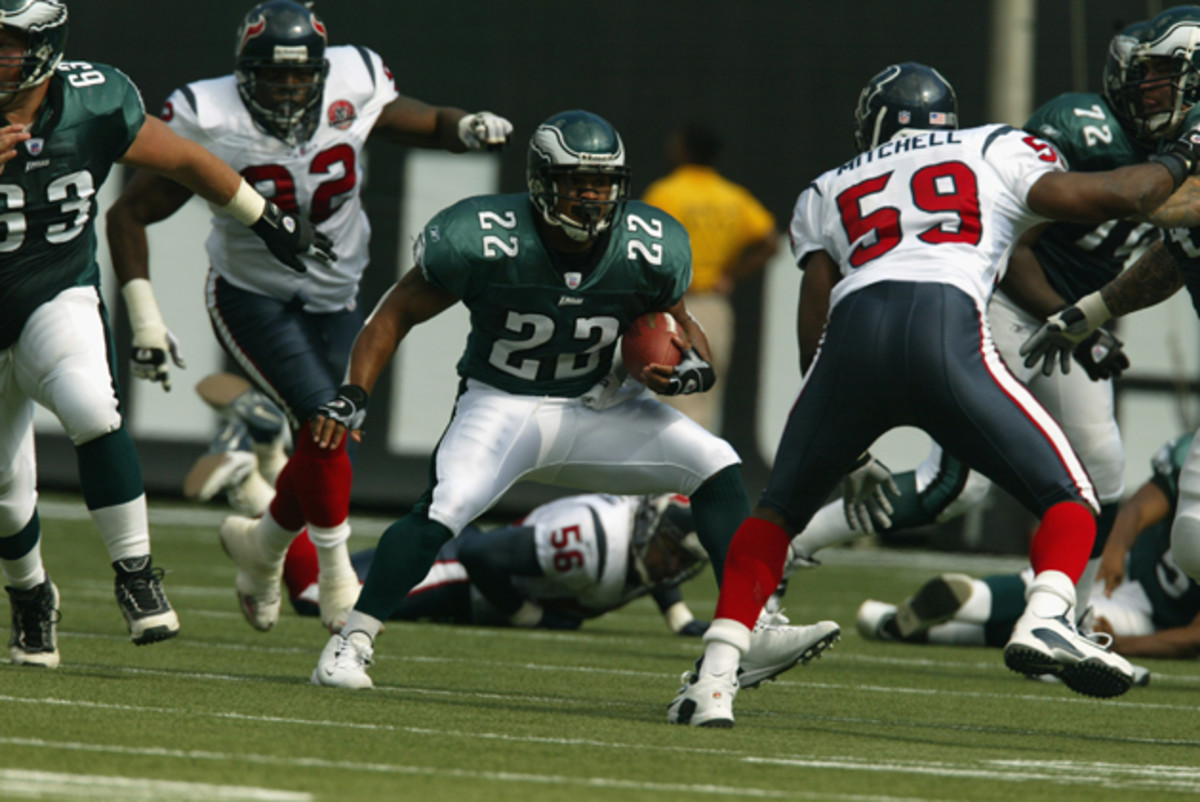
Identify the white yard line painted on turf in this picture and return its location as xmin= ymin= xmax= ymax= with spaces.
xmin=0 ymin=737 xmax=926 ymax=802
xmin=744 ymin=756 xmax=1200 ymax=793
xmin=5 ymin=689 xmax=1199 ymax=752
xmin=0 ymin=769 xmax=311 ymax=801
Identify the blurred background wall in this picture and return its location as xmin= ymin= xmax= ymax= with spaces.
xmin=38 ymin=0 xmax=1198 ymax=552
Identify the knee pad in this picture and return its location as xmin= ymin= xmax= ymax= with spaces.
xmin=0 ymin=434 xmax=37 ymax=534
xmin=43 ymin=366 xmax=121 ymax=445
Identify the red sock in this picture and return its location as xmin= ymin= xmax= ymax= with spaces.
xmin=713 ymin=517 xmax=791 ymax=628
xmin=267 ymin=456 xmax=305 ymax=531
xmin=283 ymin=422 xmax=354 ymax=529
xmin=283 ymin=530 xmax=319 ymax=599
xmin=1029 ymin=501 xmax=1095 ymax=582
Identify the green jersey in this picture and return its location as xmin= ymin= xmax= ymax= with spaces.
xmin=1023 ymin=93 xmax=1160 ymax=304
xmin=0 ymin=61 xmax=145 ymax=349
xmin=418 ymin=194 xmax=691 ymax=396
xmin=1132 ymin=434 xmax=1200 ymax=630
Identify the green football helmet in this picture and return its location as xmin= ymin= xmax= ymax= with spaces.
xmin=1104 ymin=7 xmax=1200 ymax=146
xmin=0 ymin=0 xmax=67 ymax=102
xmin=527 ymin=110 xmax=631 ymax=242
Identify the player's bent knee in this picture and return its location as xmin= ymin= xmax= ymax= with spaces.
xmin=43 ymin=370 xmax=121 ymax=445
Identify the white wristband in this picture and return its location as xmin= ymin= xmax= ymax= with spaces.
xmin=121 ymin=278 xmax=166 ymax=335
xmin=221 ymin=178 xmax=267 ymax=226
xmin=664 ymin=601 xmax=695 ymax=634
xmin=1075 ymin=290 xmax=1112 ymax=328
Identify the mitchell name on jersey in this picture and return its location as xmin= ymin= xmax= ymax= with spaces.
xmin=162 ymin=45 xmax=399 ymax=313
xmin=416 ymin=193 xmax=691 ymax=397
xmin=790 ymin=124 xmax=1064 ymax=312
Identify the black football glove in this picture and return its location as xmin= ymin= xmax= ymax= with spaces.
xmin=1150 ymin=124 xmax=1200 ymax=189
xmin=1072 ymin=327 xmax=1130 ymax=381
xmin=676 ymin=619 xmax=710 ymax=637
xmin=250 ymin=201 xmax=337 ymax=273
xmin=662 ymin=348 xmax=716 ymax=396
xmin=314 ymin=384 xmax=369 ymax=431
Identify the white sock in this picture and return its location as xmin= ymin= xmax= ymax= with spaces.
xmin=253 ymin=510 xmax=299 ymax=558
xmin=1026 ymin=569 xmax=1076 ymax=619
xmin=1 ymin=542 xmax=46 ymax=589
xmin=341 ymin=610 xmax=383 ymax=641
xmin=790 ymin=499 xmax=863 ymax=559
xmin=927 ymin=621 xmax=987 ymax=645
xmin=1073 ymin=556 xmax=1101 ymax=622
xmin=90 ymin=496 xmax=150 ymax=562
xmin=952 ymin=578 xmax=993 ymax=625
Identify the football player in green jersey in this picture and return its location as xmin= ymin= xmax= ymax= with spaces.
xmin=306 ymin=110 xmax=840 ymax=690
xmin=0 ymin=0 xmax=333 ymax=668
xmin=787 ymin=8 xmax=1200 ymax=619
xmin=857 ymin=434 xmax=1200 ymax=664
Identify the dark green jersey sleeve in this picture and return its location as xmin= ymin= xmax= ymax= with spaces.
xmin=0 ymin=62 xmax=147 ymax=349
xmin=1023 ymin=93 xmax=1159 ymax=304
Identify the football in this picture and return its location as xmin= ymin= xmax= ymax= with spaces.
xmin=621 ymin=312 xmax=685 ymax=382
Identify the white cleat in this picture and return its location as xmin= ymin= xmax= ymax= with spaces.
xmin=667 ymin=659 xmax=737 ymax=728
xmin=219 ymin=515 xmax=284 ymax=631
xmin=1003 ymin=609 xmax=1134 ymax=699
xmin=311 ymin=632 xmax=374 ymax=689
xmin=739 ymin=612 xmax=840 ymax=688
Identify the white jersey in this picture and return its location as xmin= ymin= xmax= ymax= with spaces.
xmin=789 ymin=124 xmax=1064 ymax=311
xmin=163 ymin=45 xmax=399 ymax=312
xmin=513 ymin=494 xmax=639 ymax=612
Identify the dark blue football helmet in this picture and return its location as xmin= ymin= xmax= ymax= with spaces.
xmin=235 ymin=0 xmax=329 ymax=146
xmin=853 ymin=62 xmax=958 ymax=152
xmin=0 ymin=0 xmax=67 ymax=103
xmin=1104 ymin=8 xmax=1200 ymax=147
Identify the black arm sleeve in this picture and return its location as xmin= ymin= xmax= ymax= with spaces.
xmin=455 ymin=524 xmax=542 ymax=617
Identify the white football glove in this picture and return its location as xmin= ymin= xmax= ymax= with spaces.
xmin=1019 ymin=291 xmax=1112 ymax=378
xmin=122 ymin=279 xmax=185 ymax=392
xmin=842 ymin=453 xmax=900 ymax=533
xmin=457 ymin=111 xmax=513 ymax=150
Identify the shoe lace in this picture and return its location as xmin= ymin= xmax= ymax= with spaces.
xmin=1082 ymin=629 xmax=1114 ymax=651
xmin=116 ymin=564 xmax=169 ymax=613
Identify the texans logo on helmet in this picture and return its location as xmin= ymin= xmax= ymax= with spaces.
xmin=328 ymin=100 xmax=357 ymax=130
xmin=239 ymin=17 xmax=267 ymax=51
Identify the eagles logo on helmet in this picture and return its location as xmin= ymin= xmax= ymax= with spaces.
xmin=234 ymin=0 xmax=330 ymax=147
xmin=0 ymin=0 xmax=68 ymax=105
xmin=527 ymin=110 xmax=632 ymax=242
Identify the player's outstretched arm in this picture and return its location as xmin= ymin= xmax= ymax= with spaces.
xmin=371 ymin=95 xmax=512 ymax=152
xmin=1102 ymin=611 xmax=1200 ymax=659
xmin=1098 ymin=480 xmax=1172 ymax=597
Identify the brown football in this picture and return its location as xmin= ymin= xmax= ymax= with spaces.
xmin=621 ymin=312 xmax=684 ymax=382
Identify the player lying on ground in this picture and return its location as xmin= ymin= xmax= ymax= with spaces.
xmin=284 ymin=493 xmax=711 ymax=635
xmin=857 ymin=434 xmax=1200 ymax=667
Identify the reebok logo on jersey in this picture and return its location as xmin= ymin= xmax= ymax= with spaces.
xmin=557 ymin=296 xmax=583 ymax=306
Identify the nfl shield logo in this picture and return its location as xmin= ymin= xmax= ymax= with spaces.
xmin=897 ymin=111 xmax=911 ymax=125
xmin=564 ymin=272 xmax=582 ymax=289
xmin=25 ymin=138 xmax=44 ymax=156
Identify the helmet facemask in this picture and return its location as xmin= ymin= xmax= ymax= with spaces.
xmin=630 ymin=495 xmax=709 ymax=589
xmin=531 ymin=165 xmax=630 ymax=242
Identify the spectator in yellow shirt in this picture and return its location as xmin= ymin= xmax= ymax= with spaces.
xmin=643 ymin=124 xmax=779 ymax=433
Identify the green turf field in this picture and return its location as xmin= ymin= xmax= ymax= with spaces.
xmin=4 ymin=495 xmax=1199 ymax=801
